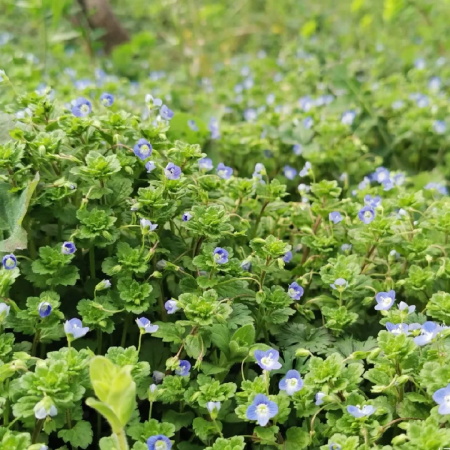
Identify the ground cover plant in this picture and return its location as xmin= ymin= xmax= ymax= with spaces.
xmin=1 ymin=1 xmax=450 ymax=449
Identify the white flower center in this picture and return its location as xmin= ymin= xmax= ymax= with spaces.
xmin=261 ymin=356 xmax=273 ymax=367
xmin=445 ymin=395 xmax=450 ymax=406
xmin=381 ymin=296 xmax=391 ymax=306
xmin=140 ymin=145 xmax=150 ymax=156
xmin=288 ymin=378 xmax=298 ymax=388
xmin=155 ymin=441 xmax=167 ymax=450
xmin=256 ymin=404 xmax=269 ymax=416
xmin=364 ymin=211 xmax=372 ymax=219
xmin=80 ymin=104 xmax=89 ymax=114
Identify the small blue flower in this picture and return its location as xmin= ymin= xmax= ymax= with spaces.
xmin=374 ymin=290 xmax=396 ymax=311
xmin=216 ymin=163 xmax=233 ymax=179
xmin=209 ymin=118 xmax=220 ymax=139
xmin=160 ymin=105 xmax=174 ymax=121
xmin=433 ymin=120 xmax=446 ymax=135
xmin=64 ymin=318 xmax=89 ymax=340
xmin=282 ymin=251 xmax=293 ymax=263
xmin=303 ymin=117 xmax=314 ymax=129
xmin=0 ymin=303 xmax=10 ymax=319
xmin=293 ymin=144 xmax=303 ymax=155
xmin=244 ymin=108 xmax=257 ymax=121
xmin=283 ymin=165 xmax=297 ymax=180
xmin=315 ymin=392 xmax=326 ymax=405
xmin=414 ymin=321 xmax=444 ymax=346
xmin=386 ymin=322 xmax=410 ymax=336
xmin=328 ymin=444 xmax=342 ymax=450
xmin=279 ymin=370 xmax=303 ymax=395
xmin=371 ymin=167 xmax=390 ymax=184
xmin=329 ymin=211 xmax=343 ymax=224
xmin=288 ymin=282 xmax=304 ymax=300
xmin=145 ymin=94 xmax=163 ymax=107
xmin=61 ymin=242 xmax=76 ymax=255
xmin=207 ymin=401 xmax=221 ymax=413
xmin=398 ymin=301 xmax=415 ymax=314
xmin=182 ymin=212 xmax=192 ymax=221
xmin=198 ymin=157 xmax=213 ymax=171
xmin=433 ymin=384 xmax=450 ymax=415
xmin=134 ymin=139 xmax=153 ymax=160
xmin=165 ymin=162 xmax=182 ymax=180
xmin=347 ymin=404 xmax=376 ymax=418
xmin=38 ymin=302 xmax=52 ymax=318
xmin=254 ymin=349 xmax=282 ymax=371
xmin=175 ymin=360 xmax=191 ymax=376
xmin=34 ymin=399 xmax=57 ymax=420
xmin=165 ymin=300 xmax=179 ymax=314
xmin=341 ymin=110 xmax=356 ymax=125
xmin=140 ymin=219 xmax=158 ymax=231
xmin=246 ymin=394 xmax=278 ymax=426
xmin=341 ymin=244 xmax=352 ymax=252
xmin=71 ymin=97 xmax=92 ymax=117
xmin=213 ymin=247 xmax=229 ymax=264
xmin=424 ymin=182 xmax=448 ymax=195
xmin=364 ymin=195 xmax=381 ymax=208
xmin=2 ymin=254 xmax=17 ymax=269
xmin=136 ymin=317 xmax=159 ymax=334
xmin=241 ymin=259 xmax=252 ymax=271
xmin=147 ymin=434 xmax=172 ymax=450
xmin=299 ymin=162 xmax=311 ymax=177
xmin=358 ymin=206 xmax=376 ymax=224
xmin=145 ymin=161 xmax=156 ymax=173
xmin=187 ymin=119 xmax=199 ymax=131
xmin=429 ymin=76 xmax=441 ymax=91
xmin=100 ymin=93 xmax=114 ymax=107
xmin=330 ymin=278 xmax=348 ymax=290
xmin=253 ymin=163 xmax=266 ymax=179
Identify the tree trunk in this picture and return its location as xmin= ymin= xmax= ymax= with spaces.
xmin=77 ymin=0 xmax=129 ymax=54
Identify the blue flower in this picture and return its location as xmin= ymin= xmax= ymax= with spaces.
xmin=38 ymin=302 xmax=52 ymax=318
xmin=145 ymin=161 xmax=156 ymax=173
xmin=341 ymin=110 xmax=356 ymax=125
xmin=34 ymin=399 xmax=57 ymax=420
xmin=165 ymin=162 xmax=182 ymax=180
xmin=287 ymin=282 xmax=304 ymax=300
xmin=315 ymin=392 xmax=326 ymax=405
xmin=182 ymin=212 xmax=192 ymax=221
xmin=364 ymin=195 xmax=381 ymax=208
xmin=374 ymin=290 xmax=396 ymax=311
xmin=282 ymin=251 xmax=293 ymax=263
xmin=385 ymin=322 xmax=410 ymax=336
xmin=330 ymin=278 xmax=348 ymax=290
xmin=244 ymin=108 xmax=257 ymax=121
xmin=64 ymin=318 xmax=89 ymax=340
xmin=152 ymin=371 xmax=165 ymax=383
xmin=433 ymin=384 xmax=450 ymax=415
xmin=71 ymin=97 xmax=92 ymax=117
xmin=0 ymin=303 xmax=10 ymax=319
xmin=246 ymin=394 xmax=278 ymax=426
xmin=209 ymin=118 xmax=220 ymax=139
xmin=328 ymin=444 xmax=342 ymax=450
xmin=136 ymin=317 xmax=159 ymax=334
xmin=347 ymin=404 xmax=376 ymax=418
xmin=433 ymin=120 xmax=446 ymax=134
xmin=198 ymin=157 xmax=213 ymax=171
xmin=206 ymin=401 xmax=221 ymax=413
xmin=134 ymin=139 xmax=153 ymax=160
xmin=341 ymin=243 xmax=352 ymax=252
xmin=140 ymin=219 xmax=158 ymax=231
xmin=213 ymin=247 xmax=229 ymax=264
xmin=160 ymin=105 xmax=174 ymax=121
xmin=358 ymin=206 xmax=376 ymax=224
xmin=425 ymin=182 xmax=448 ymax=195
xmin=216 ymin=163 xmax=233 ymax=179
xmin=253 ymin=163 xmax=266 ymax=179
xmin=371 ymin=167 xmax=390 ymax=184
xmin=147 ymin=435 xmax=172 ymax=450
xmin=254 ymin=349 xmax=282 ymax=371
xmin=279 ymin=370 xmax=303 ymax=395
xmin=61 ymin=242 xmax=76 ymax=255
xmin=241 ymin=259 xmax=252 ymax=271
xmin=2 ymin=254 xmax=17 ymax=269
xmin=329 ymin=211 xmax=343 ymax=224
xmin=414 ymin=321 xmax=444 ymax=346
xmin=303 ymin=117 xmax=314 ymax=129
xmin=165 ymin=300 xmax=179 ymax=314
xmin=145 ymin=94 xmax=163 ymax=108
xmin=100 ymin=93 xmax=114 ymax=107
xmin=293 ymin=144 xmax=303 ymax=155
xmin=175 ymin=360 xmax=191 ymax=376
xmin=398 ymin=301 xmax=415 ymax=314
xmin=188 ymin=119 xmax=199 ymax=131
xmin=299 ymin=162 xmax=311 ymax=177
xmin=283 ymin=165 xmax=297 ymax=180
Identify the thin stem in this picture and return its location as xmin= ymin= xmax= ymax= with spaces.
xmin=89 ymin=247 xmax=96 ymax=279
xmin=121 ymin=315 xmax=131 ymax=348
xmin=31 ymin=419 xmax=44 ymax=444
xmin=96 ymin=329 xmax=103 ymax=354
xmin=137 ymin=332 xmax=143 ymax=354
xmin=212 ymin=418 xmax=224 ymax=438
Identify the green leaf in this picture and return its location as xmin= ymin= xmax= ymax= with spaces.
xmin=0 ymin=172 xmax=39 ymax=252
xmin=231 ymin=324 xmax=255 ymax=347
xmin=58 ymin=420 xmax=93 ymax=449
xmin=285 ymin=427 xmax=310 ymax=449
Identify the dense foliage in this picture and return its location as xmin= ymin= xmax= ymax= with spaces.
xmin=1 ymin=1 xmax=450 ymax=449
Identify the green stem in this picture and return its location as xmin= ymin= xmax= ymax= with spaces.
xmin=137 ymin=332 xmax=143 ymax=354
xmin=149 ymin=401 xmax=153 ymax=421
xmin=31 ymin=419 xmax=44 ymax=444
xmin=3 ymin=380 xmax=10 ymax=426
xmin=113 ymin=429 xmax=129 ymax=450
xmin=121 ymin=315 xmax=131 ymax=348
xmin=31 ymin=329 xmax=41 ymax=357
xmin=97 ymin=329 xmax=103 ymax=354
xmin=251 ymin=201 xmax=270 ymax=239
xmin=212 ymin=418 xmax=224 ymax=438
